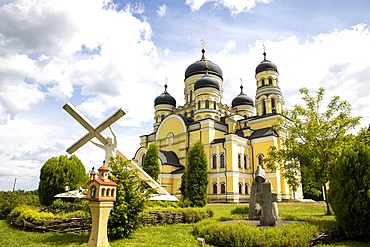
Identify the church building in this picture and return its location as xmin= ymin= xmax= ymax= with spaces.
xmin=134 ymin=44 xmax=303 ymax=203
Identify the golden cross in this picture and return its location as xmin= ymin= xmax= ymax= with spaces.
xmin=164 ymin=76 xmax=168 ymax=86
xmin=240 ymin=78 xmax=243 ymax=86
xmin=201 ymin=38 xmax=206 ymax=50
xmin=263 ymin=43 xmax=266 ymax=53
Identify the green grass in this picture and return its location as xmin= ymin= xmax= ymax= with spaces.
xmin=1 ymin=202 xmax=369 ymax=247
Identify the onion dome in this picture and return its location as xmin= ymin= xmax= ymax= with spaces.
xmin=255 ymin=52 xmax=278 ymax=74
xmin=185 ymin=48 xmax=223 ymax=80
xmin=194 ymin=70 xmax=220 ymax=91
xmin=232 ymin=85 xmax=254 ymax=107
xmin=154 ymin=84 xmax=176 ymax=107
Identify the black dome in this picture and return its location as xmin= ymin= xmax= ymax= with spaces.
xmin=255 ymin=52 xmax=278 ymax=74
xmin=154 ymin=85 xmax=176 ymax=107
xmin=185 ymin=49 xmax=223 ymax=80
xmin=232 ymin=85 xmax=254 ymax=107
xmin=194 ymin=72 xmax=220 ymax=91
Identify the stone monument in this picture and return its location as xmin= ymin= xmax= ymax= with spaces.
xmin=249 ymin=165 xmax=279 ymax=226
xmin=86 ymin=165 xmax=117 ymax=247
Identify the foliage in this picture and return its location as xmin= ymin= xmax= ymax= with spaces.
xmin=265 ymin=87 xmax=361 ymax=215
xmin=143 ymin=208 xmax=213 ymax=225
xmin=9 ymin=206 xmax=55 ymax=226
xmin=107 ymin=156 xmax=153 ymax=240
xmin=193 ymin=219 xmax=323 ymax=247
xmin=230 ymin=206 xmax=249 ymax=215
xmin=43 ymin=198 xmax=90 ymax=216
xmin=328 ymin=143 xmax=370 ymax=239
xmin=0 ymin=190 xmax=39 ymax=220
xmin=38 ymin=155 xmax=88 ymax=206
xmin=180 ymin=140 xmax=208 ymax=207
xmin=142 ymin=143 xmax=160 ymax=181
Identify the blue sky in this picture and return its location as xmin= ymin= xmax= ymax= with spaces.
xmin=0 ymin=0 xmax=369 ymax=191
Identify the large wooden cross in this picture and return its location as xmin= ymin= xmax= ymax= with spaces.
xmin=63 ymin=102 xmax=125 ymax=154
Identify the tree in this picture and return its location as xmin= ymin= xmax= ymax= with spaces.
xmin=108 ymin=156 xmax=153 ymax=239
xmin=328 ymin=143 xmax=370 ymax=239
xmin=180 ymin=140 xmax=208 ymax=207
xmin=142 ymin=143 xmax=160 ymax=181
xmin=38 ymin=155 xmax=88 ymax=206
xmin=265 ymin=87 xmax=361 ymax=215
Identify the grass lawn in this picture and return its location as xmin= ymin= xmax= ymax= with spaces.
xmin=1 ymin=202 xmax=369 ymax=247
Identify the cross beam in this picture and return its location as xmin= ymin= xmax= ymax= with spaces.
xmin=63 ymin=102 xmax=125 ymax=154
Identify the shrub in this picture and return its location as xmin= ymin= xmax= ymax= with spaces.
xmin=193 ymin=219 xmax=322 ymax=247
xmin=329 ymin=143 xmax=370 ymax=239
xmin=9 ymin=206 xmax=55 ymax=226
xmin=231 ymin=206 xmax=249 ymax=215
xmin=0 ymin=190 xmax=39 ymax=220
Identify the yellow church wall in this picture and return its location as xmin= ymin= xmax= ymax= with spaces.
xmin=156 ymin=116 xmax=186 ymax=139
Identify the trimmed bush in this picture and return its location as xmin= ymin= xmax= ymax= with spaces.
xmin=231 ymin=206 xmax=249 ymax=215
xmin=329 ymin=143 xmax=370 ymax=239
xmin=193 ymin=219 xmax=322 ymax=247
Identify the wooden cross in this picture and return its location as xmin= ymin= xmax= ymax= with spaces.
xmin=63 ymin=102 xmax=125 ymax=154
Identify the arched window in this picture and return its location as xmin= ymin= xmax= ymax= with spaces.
xmin=111 ymin=189 xmax=115 ymax=197
xmin=269 ymin=78 xmax=273 ymax=85
xmin=101 ymin=188 xmax=106 ymax=197
xmin=212 ymin=183 xmax=217 ymax=194
xmin=245 ymin=183 xmax=250 ymax=195
xmin=140 ymin=154 xmax=145 ymax=167
xmin=258 ymin=154 xmax=264 ymax=168
xmin=238 ymin=154 xmax=242 ymax=168
xmin=238 ymin=183 xmax=242 ymax=194
xmin=244 ymin=154 xmax=248 ymax=169
xmin=212 ymin=155 xmax=217 ymax=169
xmin=191 ymin=110 xmax=194 ymax=118
xmin=190 ymin=90 xmax=193 ymax=102
xmin=220 ymin=153 xmax=225 ymax=168
xmin=220 ymin=183 xmax=226 ymax=194
xmin=161 ymin=114 xmax=165 ymax=121
xmin=90 ymin=186 xmax=97 ymax=198
xmin=271 ymin=98 xmax=276 ymax=113
xmin=198 ymin=101 xmax=201 ymax=110
xmin=261 ymin=79 xmax=265 ymax=85
xmin=106 ymin=188 xmax=110 ymax=197
xmin=205 ymin=100 xmax=209 ymax=108
xmin=213 ymin=101 xmax=216 ymax=109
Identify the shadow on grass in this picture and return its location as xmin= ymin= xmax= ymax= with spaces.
xmin=41 ymin=232 xmax=89 ymax=245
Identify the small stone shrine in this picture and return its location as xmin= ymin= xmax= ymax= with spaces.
xmin=249 ymin=165 xmax=279 ymax=226
xmin=86 ymin=165 xmax=117 ymax=247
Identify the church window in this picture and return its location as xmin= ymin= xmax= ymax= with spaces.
xmin=190 ymin=90 xmax=193 ymax=102
xmin=220 ymin=183 xmax=226 ymax=194
xmin=262 ymin=79 xmax=265 ymax=85
xmin=184 ymin=112 xmax=187 ymax=117
xmin=212 ymin=183 xmax=217 ymax=194
xmin=191 ymin=110 xmax=194 ymax=118
xmin=238 ymin=183 xmax=242 ymax=194
xmin=245 ymin=183 xmax=250 ymax=195
xmin=220 ymin=153 xmax=225 ymax=168
xmin=244 ymin=154 xmax=248 ymax=169
xmin=258 ymin=154 xmax=264 ymax=168
xmin=213 ymin=101 xmax=216 ymax=109
xmin=198 ymin=101 xmax=201 ymax=109
xmin=212 ymin=155 xmax=217 ymax=169
xmin=166 ymin=132 xmax=174 ymax=145
xmin=271 ymin=98 xmax=276 ymax=113
xmin=269 ymin=78 xmax=273 ymax=85
xmin=205 ymin=100 xmax=209 ymax=108
xmin=161 ymin=114 xmax=165 ymax=121
xmin=238 ymin=153 xmax=242 ymax=168
xmin=140 ymin=154 xmax=145 ymax=167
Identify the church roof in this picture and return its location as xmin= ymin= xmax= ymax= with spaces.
xmin=249 ymin=127 xmax=278 ymax=139
xmin=185 ymin=48 xmax=223 ymax=80
xmin=232 ymin=85 xmax=254 ymax=107
xmin=255 ymin=52 xmax=278 ymax=74
xmin=154 ymin=84 xmax=176 ymax=107
xmin=159 ymin=150 xmax=184 ymax=168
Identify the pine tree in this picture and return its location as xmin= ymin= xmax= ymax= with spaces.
xmin=142 ymin=143 xmax=160 ymax=181
xmin=181 ymin=140 xmax=208 ymax=207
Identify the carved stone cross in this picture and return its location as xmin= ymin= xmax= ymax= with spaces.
xmin=256 ymin=182 xmax=278 ymax=226
xmin=63 ymin=102 xmax=125 ymax=154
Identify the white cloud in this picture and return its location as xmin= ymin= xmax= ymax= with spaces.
xmin=157 ymin=4 xmax=167 ymax=17
xmin=185 ymin=0 xmax=272 ymax=13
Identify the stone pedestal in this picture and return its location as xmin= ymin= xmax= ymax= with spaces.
xmin=87 ymin=201 xmax=114 ymax=247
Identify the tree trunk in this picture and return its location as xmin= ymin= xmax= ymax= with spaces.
xmin=323 ymin=183 xmax=331 ymax=215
